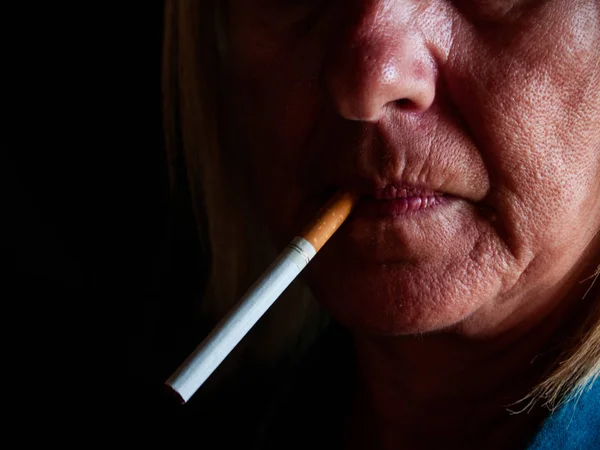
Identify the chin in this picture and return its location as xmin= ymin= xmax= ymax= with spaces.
xmin=305 ymin=249 xmax=503 ymax=337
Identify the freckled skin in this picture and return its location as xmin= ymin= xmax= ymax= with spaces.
xmin=224 ymin=0 xmax=600 ymax=338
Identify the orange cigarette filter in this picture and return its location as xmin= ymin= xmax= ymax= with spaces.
xmin=301 ymin=190 xmax=360 ymax=251
xmin=166 ymin=190 xmax=359 ymax=403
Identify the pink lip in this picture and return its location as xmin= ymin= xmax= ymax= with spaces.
xmin=371 ymin=184 xmax=438 ymax=199
xmin=353 ymin=184 xmax=449 ymax=218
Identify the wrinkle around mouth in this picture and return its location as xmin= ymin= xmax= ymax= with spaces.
xmin=374 ymin=112 xmax=490 ymax=203
xmin=302 ymin=100 xmax=490 ymax=206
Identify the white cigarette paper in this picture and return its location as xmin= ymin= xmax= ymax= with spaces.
xmin=166 ymin=237 xmax=316 ymax=403
xmin=165 ymin=190 xmax=358 ymax=403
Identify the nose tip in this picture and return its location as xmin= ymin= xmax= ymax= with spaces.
xmin=325 ymin=13 xmax=437 ymax=123
xmin=333 ymin=70 xmax=436 ymax=122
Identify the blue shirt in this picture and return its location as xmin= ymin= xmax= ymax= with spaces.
xmin=526 ymin=380 xmax=600 ymax=449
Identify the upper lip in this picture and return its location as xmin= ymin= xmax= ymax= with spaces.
xmin=307 ymin=112 xmax=490 ymax=204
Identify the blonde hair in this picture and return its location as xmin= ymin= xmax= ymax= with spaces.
xmin=163 ymin=0 xmax=328 ymax=385
xmin=523 ymin=266 xmax=600 ymax=410
xmin=162 ymin=0 xmax=599 ymax=406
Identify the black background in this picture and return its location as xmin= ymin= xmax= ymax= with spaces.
xmin=5 ymin=2 xmax=212 ymax=444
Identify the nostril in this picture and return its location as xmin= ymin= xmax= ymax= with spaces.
xmin=394 ymin=98 xmax=416 ymax=109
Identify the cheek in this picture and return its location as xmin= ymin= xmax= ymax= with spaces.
xmin=227 ymin=5 xmax=329 ymax=150
xmin=226 ymin=11 xmax=330 ymax=241
xmin=446 ymin=2 xmax=600 ymax=261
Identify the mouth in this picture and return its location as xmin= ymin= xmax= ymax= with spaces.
xmin=301 ymin=182 xmax=464 ymax=264
xmin=351 ymin=184 xmax=452 ymax=219
xmin=307 ymin=182 xmax=459 ymax=227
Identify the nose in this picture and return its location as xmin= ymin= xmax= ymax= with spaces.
xmin=324 ymin=2 xmax=437 ymax=122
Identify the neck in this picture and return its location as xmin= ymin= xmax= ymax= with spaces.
xmin=344 ymin=263 xmax=599 ymax=450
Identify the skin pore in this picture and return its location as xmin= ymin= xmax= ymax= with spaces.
xmin=220 ymin=0 xmax=600 ymax=448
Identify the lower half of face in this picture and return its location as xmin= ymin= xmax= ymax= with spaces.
xmin=304 ymin=199 xmax=599 ymax=337
xmin=306 ymin=199 xmax=510 ymax=335
xmin=225 ymin=0 xmax=600 ymax=337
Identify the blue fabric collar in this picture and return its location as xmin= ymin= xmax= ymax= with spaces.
xmin=526 ymin=380 xmax=600 ymax=449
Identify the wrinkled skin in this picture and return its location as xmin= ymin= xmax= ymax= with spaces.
xmin=224 ymin=0 xmax=600 ymax=336
xmin=221 ymin=0 xmax=600 ymax=448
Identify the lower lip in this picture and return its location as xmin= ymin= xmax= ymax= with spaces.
xmin=353 ymin=195 xmax=449 ymax=219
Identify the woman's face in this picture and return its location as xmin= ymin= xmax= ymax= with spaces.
xmin=223 ymin=0 xmax=600 ymax=335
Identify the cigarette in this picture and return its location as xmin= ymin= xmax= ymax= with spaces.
xmin=165 ymin=190 xmax=359 ymax=403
